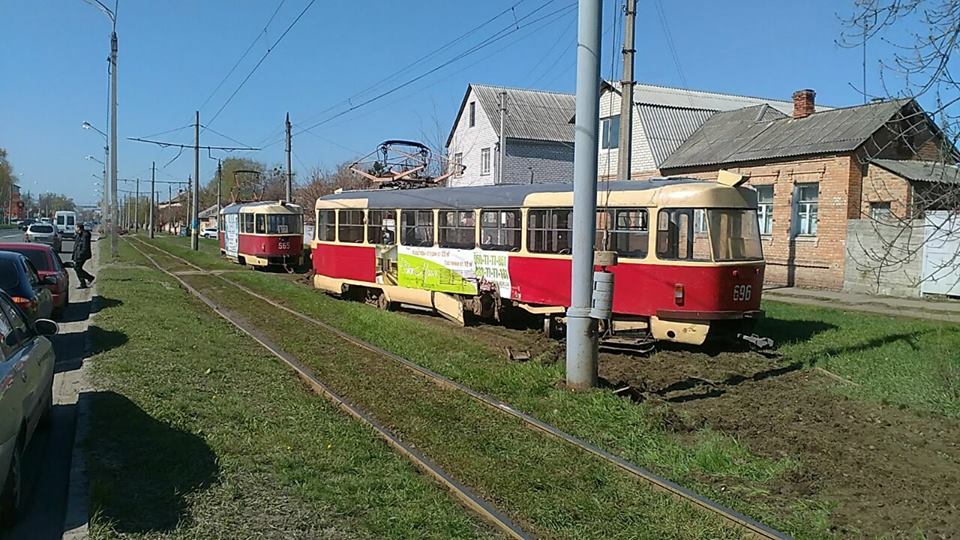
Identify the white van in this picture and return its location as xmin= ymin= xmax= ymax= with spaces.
xmin=55 ymin=211 xmax=79 ymax=239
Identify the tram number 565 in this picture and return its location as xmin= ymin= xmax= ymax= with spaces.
xmin=733 ymin=284 xmax=752 ymax=302
xmin=278 ymin=240 xmax=291 ymax=250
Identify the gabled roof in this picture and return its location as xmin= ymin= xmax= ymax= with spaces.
xmin=870 ymin=159 xmax=960 ymax=184
xmin=660 ymin=99 xmax=916 ymax=170
xmin=603 ymin=80 xmax=815 ymax=115
xmin=446 ymin=84 xmax=575 ymax=147
xmin=637 ymin=104 xmax=717 ymax=166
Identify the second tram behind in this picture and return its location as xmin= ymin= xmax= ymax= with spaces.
xmin=219 ymin=200 xmax=304 ymax=268
xmin=311 ymin=177 xmax=765 ymax=345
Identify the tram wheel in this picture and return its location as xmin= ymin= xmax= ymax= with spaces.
xmin=377 ymin=292 xmax=398 ymax=311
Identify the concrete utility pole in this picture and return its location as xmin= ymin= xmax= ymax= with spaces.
xmin=149 ymin=161 xmax=155 ymax=238
xmin=617 ymin=0 xmax=637 ymax=182
xmin=285 ymin=113 xmax=293 ymax=202
xmin=216 ymin=159 xmax=222 ymax=212
xmin=192 ymin=110 xmax=200 ymax=250
xmin=134 ymin=178 xmax=139 ymax=231
xmin=498 ymin=91 xmax=507 ymax=184
xmin=566 ymin=0 xmax=603 ymax=390
xmin=109 ymin=29 xmax=119 ymax=259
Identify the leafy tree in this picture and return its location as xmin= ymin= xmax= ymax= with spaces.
xmin=36 ymin=192 xmax=76 ymax=216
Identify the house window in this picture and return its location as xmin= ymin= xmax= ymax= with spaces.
xmin=756 ymin=185 xmax=774 ymax=235
xmin=870 ymin=201 xmax=892 ymax=221
xmin=480 ymin=148 xmax=491 ymax=176
xmin=401 ymin=210 xmax=434 ymax=247
xmin=318 ymin=209 xmax=335 ymax=241
xmin=794 ymin=183 xmax=819 ymax=236
xmin=452 ymin=153 xmax=463 ymax=177
xmin=368 ymin=210 xmax=396 ymax=244
xmin=338 ymin=209 xmax=365 ymax=243
xmin=469 ymin=102 xmax=476 ymax=127
xmin=601 ymin=115 xmax=620 ymax=150
xmin=528 ymin=208 xmax=573 ymax=254
xmin=480 ymin=209 xmax=521 ymax=251
xmin=439 ymin=210 xmax=476 ymax=249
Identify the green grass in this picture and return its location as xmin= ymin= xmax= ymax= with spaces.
xmin=140 ymin=236 xmax=829 ymax=538
xmin=758 ymin=301 xmax=960 ymax=417
xmin=85 ymin=243 xmax=494 ymax=539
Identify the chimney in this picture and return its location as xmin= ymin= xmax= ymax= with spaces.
xmin=792 ymin=89 xmax=816 ymax=119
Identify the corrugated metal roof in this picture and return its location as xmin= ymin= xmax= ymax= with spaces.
xmin=637 ymin=104 xmax=717 ymax=166
xmin=660 ymin=99 xmax=914 ymax=170
xmin=471 ymin=84 xmax=576 ymax=143
xmin=605 ymin=81 xmax=828 ymax=115
xmin=871 ymin=159 xmax=960 ymax=184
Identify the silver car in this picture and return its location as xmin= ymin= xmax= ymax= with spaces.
xmin=24 ymin=224 xmax=62 ymax=253
xmin=0 ymin=292 xmax=57 ymax=526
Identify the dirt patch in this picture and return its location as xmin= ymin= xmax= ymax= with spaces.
xmin=601 ymin=348 xmax=960 ymax=539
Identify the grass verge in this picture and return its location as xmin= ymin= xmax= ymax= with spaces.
xmin=85 ymin=241 xmax=493 ymax=539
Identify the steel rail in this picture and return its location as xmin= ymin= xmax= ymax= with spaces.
xmin=130 ymin=237 xmax=790 ymax=540
xmin=125 ymin=239 xmax=532 ymax=540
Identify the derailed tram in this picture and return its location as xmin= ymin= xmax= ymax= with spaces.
xmin=219 ymin=200 xmax=304 ymax=268
xmin=311 ymin=176 xmax=765 ymax=346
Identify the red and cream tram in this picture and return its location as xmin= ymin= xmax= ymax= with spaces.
xmin=219 ymin=200 xmax=304 ymax=268
xmin=311 ymin=176 xmax=764 ymax=345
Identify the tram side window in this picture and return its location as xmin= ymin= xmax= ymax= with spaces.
xmin=480 ymin=209 xmax=521 ymax=251
xmin=401 ymin=210 xmax=434 ymax=247
xmin=338 ymin=209 xmax=365 ymax=243
xmin=439 ymin=210 xmax=476 ymax=249
xmin=242 ymin=213 xmax=255 ymax=233
xmin=527 ymin=208 xmax=572 ymax=254
xmin=255 ymin=214 xmax=266 ymax=234
xmin=368 ymin=210 xmax=397 ymax=245
xmin=656 ymin=208 xmax=710 ymax=261
xmin=595 ymin=210 xmax=611 ymax=250
xmin=611 ymin=209 xmax=648 ymax=258
xmin=318 ymin=210 xmax=335 ymax=241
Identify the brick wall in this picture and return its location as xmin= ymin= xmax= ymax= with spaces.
xmin=502 ymin=139 xmax=574 ymax=184
xmin=843 ymin=218 xmax=923 ymax=297
xmin=664 ymin=155 xmax=860 ymax=290
xmin=861 ymin=164 xmax=913 ymax=219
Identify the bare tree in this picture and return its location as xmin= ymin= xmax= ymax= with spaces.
xmin=840 ymin=1 xmax=960 ymax=293
xmin=294 ymin=163 xmax=372 ymax=223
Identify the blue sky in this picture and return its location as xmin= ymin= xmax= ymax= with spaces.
xmin=0 ymin=0 xmax=914 ymax=205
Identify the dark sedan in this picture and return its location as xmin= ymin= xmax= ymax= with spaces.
xmin=0 ymin=252 xmax=55 ymax=322
xmin=16 ymin=219 xmax=35 ymax=232
xmin=0 ymin=244 xmax=69 ymax=319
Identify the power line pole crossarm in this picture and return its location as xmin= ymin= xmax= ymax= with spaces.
xmin=617 ymin=0 xmax=637 ymax=182
xmin=566 ymin=0 xmax=603 ymax=390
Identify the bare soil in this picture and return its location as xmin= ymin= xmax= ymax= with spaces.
xmin=409 ymin=309 xmax=960 ymax=538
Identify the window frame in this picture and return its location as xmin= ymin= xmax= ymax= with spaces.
xmin=242 ymin=213 xmax=255 ymax=234
xmin=317 ymin=209 xmax=335 ymax=241
xmin=601 ymin=115 xmax=620 ymax=150
xmin=480 ymin=148 xmax=491 ymax=176
xmin=468 ymin=101 xmax=476 ymax=128
xmin=452 ymin=153 xmax=463 ymax=178
xmin=255 ymin=214 xmax=266 ymax=234
xmin=656 ymin=208 xmax=712 ymax=262
xmin=367 ymin=209 xmax=397 ymax=245
xmin=338 ymin=209 xmax=365 ymax=244
xmin=438 ymin=210 xmax=476 ymax=249
xmin=400 ymin=210 xmax=435 ymax=247
xmin=869 ymin=201 xmax=892 ymax=222
xmin=609 ymin=208 xmax=649 ymax=259
xmin=527 ymin=208 xmax=573 ymax=254
xmin=793 ymin=183 xmax=819 ymax=237
xmin=480 ymin=209 xmax=522 ymax=251
xmin=756 ymin=185 xmax=774 ymax=236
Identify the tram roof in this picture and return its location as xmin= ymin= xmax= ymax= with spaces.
xmin=317 ymin=177 xmax=723 ymax=210
xmin=220 ymin=200 xmax=303 ymax=215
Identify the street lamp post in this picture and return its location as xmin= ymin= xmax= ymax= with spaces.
xmin=82 ymin=122 xmax=109 ymax=239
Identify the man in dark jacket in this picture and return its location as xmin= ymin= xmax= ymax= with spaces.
xmin=72 ymin=223 xmax=95 ymax=288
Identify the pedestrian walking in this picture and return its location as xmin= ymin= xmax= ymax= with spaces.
xmin=73 ymin=223 xmax=95 ymax=288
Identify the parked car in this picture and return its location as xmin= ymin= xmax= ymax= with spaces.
xmin=0 ymin=244 xmax=69 ymax=319
xmin=16 ymin=219 xmax=35 ymax=232
xmin=38 ymin=218 xmax=51 ymax=225
xmin=54 ymin=211 xmax=78 ymax=240
xmin=0 ymin=252 xmax=55 ymax=322
xmin=24 ymin=224 xmax=61 ymax=253
xmin=0 ymin=291 xmax=58 ymax=526
xmin=200 ymin=226 xmax=218 ymax=239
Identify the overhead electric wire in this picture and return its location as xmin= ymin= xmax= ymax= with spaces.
xmin=204 ymin=0 xmax=317 ymax=131
xmin=293 ymin=1 xmax=576 ymax=137
xmin=198 ymin=0 xmax=287 ymax=112
xmin=200 ymin=124 xmax=254 ymax=149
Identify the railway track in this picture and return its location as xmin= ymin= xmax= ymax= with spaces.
xmin=127 ymin=237 xmax=790 ymax=540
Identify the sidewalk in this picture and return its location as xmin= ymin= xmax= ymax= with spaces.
xmin=763 ymin=286 xmax=960 ymax=324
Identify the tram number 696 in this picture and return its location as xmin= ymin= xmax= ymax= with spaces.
xmin=733 ymin=284 xmax=752 ymax=302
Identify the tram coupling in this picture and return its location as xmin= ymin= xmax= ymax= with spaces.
xmin=738 ymin=333 xmax=775 ymax=350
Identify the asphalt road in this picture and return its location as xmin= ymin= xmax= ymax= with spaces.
xmin=0 ymin=231 xmax=91 ymax=540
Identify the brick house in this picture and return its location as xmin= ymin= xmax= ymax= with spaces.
xmin=659 ymin=90 xmax=955 ymax=292
xmin=446 ymin=84 xmax=575 ymax=187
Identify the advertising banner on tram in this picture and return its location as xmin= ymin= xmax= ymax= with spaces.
xmin=397 ymin=246 xmax=511 ymax=297
xmin=224 ymin=214 xmax=239 ymax=258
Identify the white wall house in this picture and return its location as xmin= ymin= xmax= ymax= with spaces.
xmin=596 ymin=81 xmax=823 ymax=179
xmin=446 ymin=84 xmax=576 ymax=187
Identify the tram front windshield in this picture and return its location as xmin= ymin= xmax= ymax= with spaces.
xmin=707 ymin=209 xmax=763 ymax=261
xmin=267 ymin=214 xmax=302 ymax=234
